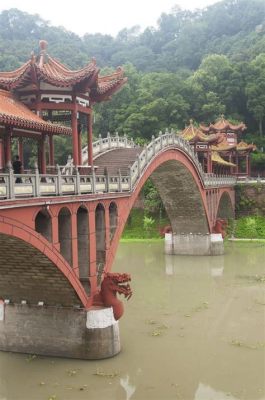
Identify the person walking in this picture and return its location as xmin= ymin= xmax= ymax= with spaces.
xmin=12 ymin=155 xmax=22 ymax=183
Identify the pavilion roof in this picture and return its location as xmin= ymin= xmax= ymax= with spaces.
xmin=236 ymin=141 xmax=256 ymax=152
xmin=0 ymin=89 xmax=71 ymax=135
xmin=180 ymin=120 xmax=220 ymax=144
xmin=211 ymin=151 xmax=236 ymax=167
xmin=0 ymin=40 xmax=127 ymax=100
xmin=200 ymin=115 xmax=246 ymax=133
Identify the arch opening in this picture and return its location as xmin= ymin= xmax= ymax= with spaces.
xmin=77 ymin=206 xmax=90 ymax=295
xmin=95 ymin=203 xmax=106 ymax=284
xmin=58 ymin=207 xmax=72 ymax=266
xmin=217 ymin=192 xmax=234 ymax=220
xmin=35 ymin=210 xmax=52 ymax=242
xmin=109 ymin=202 xmax=118 ymax=242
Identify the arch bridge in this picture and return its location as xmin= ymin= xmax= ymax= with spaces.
xmin=0 ymin=131 xmax=235 ymax=358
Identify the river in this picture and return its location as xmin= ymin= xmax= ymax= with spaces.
xmin=0 ymin=241 xmax=264 ymax=400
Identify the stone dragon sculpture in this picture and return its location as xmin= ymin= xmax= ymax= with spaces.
xmin=100 ymin=272 xmax=132 ymax=320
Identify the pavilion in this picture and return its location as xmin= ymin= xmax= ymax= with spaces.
xmin=0 ymin=40 xmax=127 ymax=173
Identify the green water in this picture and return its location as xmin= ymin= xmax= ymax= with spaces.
xmin=0 ymin=242 xmax=264 ymax=400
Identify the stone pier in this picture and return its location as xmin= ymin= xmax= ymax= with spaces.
xmin=0 ymin=301 xmax=120 ymax=359
xmin=165 ymin=233 xmax=224 ymax=256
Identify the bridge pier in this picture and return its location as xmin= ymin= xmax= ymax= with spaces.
xmin=165 ymin=233 xmax=224 ymax=256
xmin=0 ymin=302 xmax=120 ymax=360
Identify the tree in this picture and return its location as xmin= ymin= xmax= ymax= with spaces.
xmin=246 ymin=54 xmax=265 ymax=136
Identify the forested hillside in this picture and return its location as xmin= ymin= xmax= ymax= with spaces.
xmin=0 ymin=0 xmax=265 ymax=171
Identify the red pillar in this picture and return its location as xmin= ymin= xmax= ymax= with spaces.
xmin=71 ymin=212 xmax=79 ymax=277
xmin=78 ymin=123 xmax=82 ymax=166
xmin=48 ymin=134 xmax=55 ymax=166
xmin=207 ymin=149 xmax=212 ymax=173
xmin=0 ymin=138 xmax=3 ymax=171
xmin=105 ymin=202 xmax=110 ymax=262
xmin=235 ymin=152 xmax=239 ymax=175
xmin=18 ymin=137 xmax=24 ymax=171
xmin=5 ymin=128 xmax=12 ymax=166
xmin=88 ymin=207 xmax=97 ymax=295
xmin=39 ymin=134 xmax=46 ymax=174
xmin=71 ymin=97 xmax=79 ymax=166
xmin=246 ymin=154 xmax=250 ymax=176
xmin=87 ymin=112 xmax=93 ymax=167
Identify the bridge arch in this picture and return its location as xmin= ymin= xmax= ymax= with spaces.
xmin=104 ymin=148 xmax=211 ymax=273
xmin=58 ymin=207 xmax=72 ymax=266
xmin=77 ymin=206 xmax=90 ymax=295
xmin=95 ymin=203 xmax=106 ymax=283
xmin=35 ymin=209 xmax=52 ymax=242
xmin=0 ymin=217 xmax=89 ymax=307
xmin=109 ymin=202 xmax=118 ymax=242
xmin=217 ymin=191 xmax=234 ymax=220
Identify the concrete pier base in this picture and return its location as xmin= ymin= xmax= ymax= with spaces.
xmin=0 ymin=303 xmax=120 ymax=359
xmin=165 ymin=233 xmax=224 ymax=256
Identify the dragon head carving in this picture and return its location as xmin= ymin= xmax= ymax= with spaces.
xmin=100 ymin=272 xmax=132 ymax=320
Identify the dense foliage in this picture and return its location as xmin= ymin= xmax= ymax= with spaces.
xmin=0 ymin=0 xmax=265 ymax=170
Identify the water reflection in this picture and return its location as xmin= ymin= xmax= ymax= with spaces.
xmin=120 ymin=374 xmax=136 ymax=400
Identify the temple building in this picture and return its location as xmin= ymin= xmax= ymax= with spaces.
xmin=180 ymin=116 xmax=256 ymax=176
xmin=0 ymin=40 xmax=127 ymax=172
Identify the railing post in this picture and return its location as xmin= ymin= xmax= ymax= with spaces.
xmin=128 ymin=166 xmax=132 ymax=191
xmin=159 ymin=131 xmax=163 ymax=150
xmin=34 ymin=162 xmax=40 ymax=197
xmin=107 ymin=132 xmax=111 ymax=149
xmin=124 ymin=134 xmax=128 ymax=147
xmin=137 ymin=154 xmax=141 ymax=178
xmin=56 ymin=164 xmax=62 ymax=195
xmin=75 ymin=166 xmax=81 ymax=195
xmin=118 ymin=168 xmax=122 ymax=192
xmin=99 ymin=134 xmax=103 ymax=152
xmin=91 ymin=166 xmax=96 ymax=193
xmin=115 ymin=131 xmax=119 ymax=148
xmin=7 ymin=161 xmax=14 ymax=199
xmin=104 ymin=167 xmax=109 ymax=192
xmin=144 ymin=144 xmax=148 ymax=165
xmin=152 ymin=135 xmax=156 ymax=156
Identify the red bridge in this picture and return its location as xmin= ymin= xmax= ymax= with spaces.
xmin=0 ymin=132 xmax=235 ymax=359
xmin=0 ymin=40 xmax=236 ymax=359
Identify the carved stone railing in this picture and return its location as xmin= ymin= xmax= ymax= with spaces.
xmin=0 ymin=131 xmax=236 ymax=200
xmin=129 ymin=130 xmax=237 ymax=188
xmin=82 ymin=132 xmax=136 ymax=163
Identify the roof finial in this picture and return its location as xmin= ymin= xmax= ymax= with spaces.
xmin=39 ymin=40 xmax=48 ymax=52
xmin=189 ymin=119 xmax=193 ymax=125
xmin=30 ymin=51 xmax=36 ymax=65
xmin=39 ymin=40 xmax=48 ymax=68
xmin=220 ymin=114 xmax=225 ymax=120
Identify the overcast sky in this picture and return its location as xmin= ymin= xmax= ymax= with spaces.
xmin=0 ymin=0 xmax=219 ymax=37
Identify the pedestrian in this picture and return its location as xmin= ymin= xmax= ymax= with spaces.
xmin=12 ymin=155 xmax=22 ymax=183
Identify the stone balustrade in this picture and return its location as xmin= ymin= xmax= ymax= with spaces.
xmin=0 ymin=132 xmax=236 ymax=200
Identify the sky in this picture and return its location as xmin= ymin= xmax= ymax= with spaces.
xmin=0 ymin=0 xmax=218 ymax=37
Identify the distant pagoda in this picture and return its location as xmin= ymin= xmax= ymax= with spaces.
xmin=180 ymin=116 xmax=256 ymax=176
xmin=0 ymin=40 xmax=127 ymax=172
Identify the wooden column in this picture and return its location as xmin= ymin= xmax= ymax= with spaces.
xmin=78 ymin=123 xmax=82 ymax=166
xmin=39 ymin=134 xmax=47 ymax=174
xmin=207 ymin=148 xmax=212 ymax=173
xmin=18 ymin=137 xmax=24 ymax=170
xmin=5 ymin=127 xmax=12 ymax=166
xmin=71 ymin=212 xmax=79 ymax=277
xmin=246 ymin=154 xmax=250 ymax=176
xmin=88 ymin=207 xmax=97 ymax=296
xmin=48 ymin=134 xmax=55 ymax=166
xmin=87 ymin=112 xmax=93 ymax=167
xmin=235 ymin=152 xmax=239 ymax=175
xmin=71 ymin=96 xmax=79 ymax=166
xmin=0 ymin=138 xmax=3 ymax=171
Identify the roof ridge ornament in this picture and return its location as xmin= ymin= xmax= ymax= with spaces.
xmin=39 ymin=40 xmax=48 ymax=68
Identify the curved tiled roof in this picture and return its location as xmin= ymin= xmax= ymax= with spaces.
xmin=236 ymin=141 xmax=256 ymax=152
xmin=200 ymin=116 xmax=246 ymax=133
xmin=212 ymin=151 xmax=236 ymax=167
xmin=180 ymin=120 xmax=220 ymax=144
xmin=0 ymin=89 xmax=71 ymax=135
xmin=0 ymin=40 xmax=127 ymax=100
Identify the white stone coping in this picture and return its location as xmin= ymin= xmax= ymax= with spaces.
xmin=86 ymin=306 xmax=117 ymax=329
